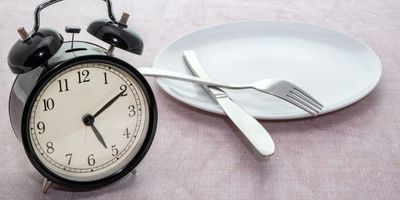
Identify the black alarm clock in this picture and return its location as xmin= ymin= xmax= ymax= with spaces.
xmin=7 ymin=0 xmax=157 ymax=192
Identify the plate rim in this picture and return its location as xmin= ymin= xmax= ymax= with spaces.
xmin=152 ymin=20 xmax=382 ymax=120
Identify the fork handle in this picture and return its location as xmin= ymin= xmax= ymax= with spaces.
xmin=138 ymin=67 xmax=252 ymax=90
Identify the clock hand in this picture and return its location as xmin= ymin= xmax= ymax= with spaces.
xmin=82 ymin=114 xmax=107 ymax=149
xmin=90 ymin=124 xmax=108 ymax=149
xmin=93 ymin=90 xmax=125 ymax=118
xmin=84 ymin=89 xmax=125 ymax=149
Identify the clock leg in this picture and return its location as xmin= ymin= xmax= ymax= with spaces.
xmin=41 ymin=178 xmax=53 ymax=193
xmin=130 ymin=169 xmax=137 ymax=176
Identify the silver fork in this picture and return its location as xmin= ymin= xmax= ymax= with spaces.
xmin=138 ymin=67 xmax=324 ymax=116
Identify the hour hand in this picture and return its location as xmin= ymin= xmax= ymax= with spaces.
xmin=83 ymin=114 xmax=107 ymax=149
xmin=90 ymin=124 xmax=107 ymax=149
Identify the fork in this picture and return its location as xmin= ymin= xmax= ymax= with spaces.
xmin=138 ymin=67 xmax=324 ymax=116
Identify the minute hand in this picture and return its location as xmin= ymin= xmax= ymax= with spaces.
xmin=183 ymin=50 xmax=275 ymax=157
xmin=93 ymin=90 xmax=125 ymax=118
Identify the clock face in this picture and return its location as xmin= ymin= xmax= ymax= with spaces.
xmin=27 ymin=61 xmax=151 ymax=182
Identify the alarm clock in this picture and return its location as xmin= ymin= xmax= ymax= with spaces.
xmin=7 ymin=0 xmax=157 ymax=192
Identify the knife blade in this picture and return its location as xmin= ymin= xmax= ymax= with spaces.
xmin=183 ymin=50 xmax=275 ymax=157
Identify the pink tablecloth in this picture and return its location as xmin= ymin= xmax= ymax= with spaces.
xmin=0 ymin=0 xmax=399 ymax=199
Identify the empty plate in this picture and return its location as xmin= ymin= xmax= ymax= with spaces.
xmin=153 ymin=21 xmax=382 ymax=120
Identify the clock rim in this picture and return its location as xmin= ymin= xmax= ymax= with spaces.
xmin=20 ymin=55 xmax=158 ymax=189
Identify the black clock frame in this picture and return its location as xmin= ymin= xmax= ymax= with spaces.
xmin=9 ymin=53 xmax=158 ymax=189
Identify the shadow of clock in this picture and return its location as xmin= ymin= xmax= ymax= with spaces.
xmin=23 ymin=170 xmax=138 ymax=194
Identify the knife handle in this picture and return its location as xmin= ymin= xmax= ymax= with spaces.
xmin=183 ymin=50 xmax=275 ymax=156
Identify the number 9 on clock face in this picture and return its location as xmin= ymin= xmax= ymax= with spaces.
xmin=23 ymin=57 xmax=157 ymax=185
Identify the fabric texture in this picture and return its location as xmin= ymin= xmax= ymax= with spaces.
xmin=0 ymin=0 xmax=399 ymax=199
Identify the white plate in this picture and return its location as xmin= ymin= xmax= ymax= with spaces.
xmin=153 ymin=21 xmax=382 ymax=120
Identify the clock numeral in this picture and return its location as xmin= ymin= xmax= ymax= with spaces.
xmin=37 ymin=121 xmax=46 ymax=134
xmin=43 ymin=98 xmax=55 ymax=111
xmin=111 ymin=145 xmax=119 ymax=156
xmin=65 ymin=153 xmax=72 ymax=165
xmin=104 ymin=72 xmax=108 ymax=84
xmin=78 ymin=70 xmax=90 ymax=83
xmin=46 ymin=142 xmax=54 ymax=154
xmin=58 ymin=79 xmax=69 ymax=92
xmin=128 ymin=105 xmax=136 ymax=117
xmin=88 ymin=154 xmax=95 ymax=166
xmin=123 ymin=127 xmax=131 ymax=139
xmin=120 ymin=85 xmax=128 ymax=96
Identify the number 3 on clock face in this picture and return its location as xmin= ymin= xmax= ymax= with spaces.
xmin=27 ymin=61 xmax=155 ymax=183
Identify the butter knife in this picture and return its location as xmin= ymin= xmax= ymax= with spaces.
xmin=183 ymin=50 xmax=275 ymax=157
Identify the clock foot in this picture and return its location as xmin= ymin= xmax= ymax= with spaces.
xmin=130 ymin=169 xmax=137 ymax=176
xmin=41 ymin=178 xmax=52 ymax=193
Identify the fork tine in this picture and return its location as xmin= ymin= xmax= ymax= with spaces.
xmin=287 ymin=94 xmax=320 ymax=116
xmin=285 ymin=95 xmax=318 ymax=116
xmin=293 ymin=87 xmax=324 ymax=108
xmin=288 ymin=93 xmax=321 ymax=114
xmin=290 ymin=90 xmax=322 ymax=110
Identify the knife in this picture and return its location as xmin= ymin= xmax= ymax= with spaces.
xmin=183 ymin=50 xmax=275 ymax=157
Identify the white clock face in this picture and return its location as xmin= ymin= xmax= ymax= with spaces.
xmin=28 ymin=62 xmax=150 ymax=182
